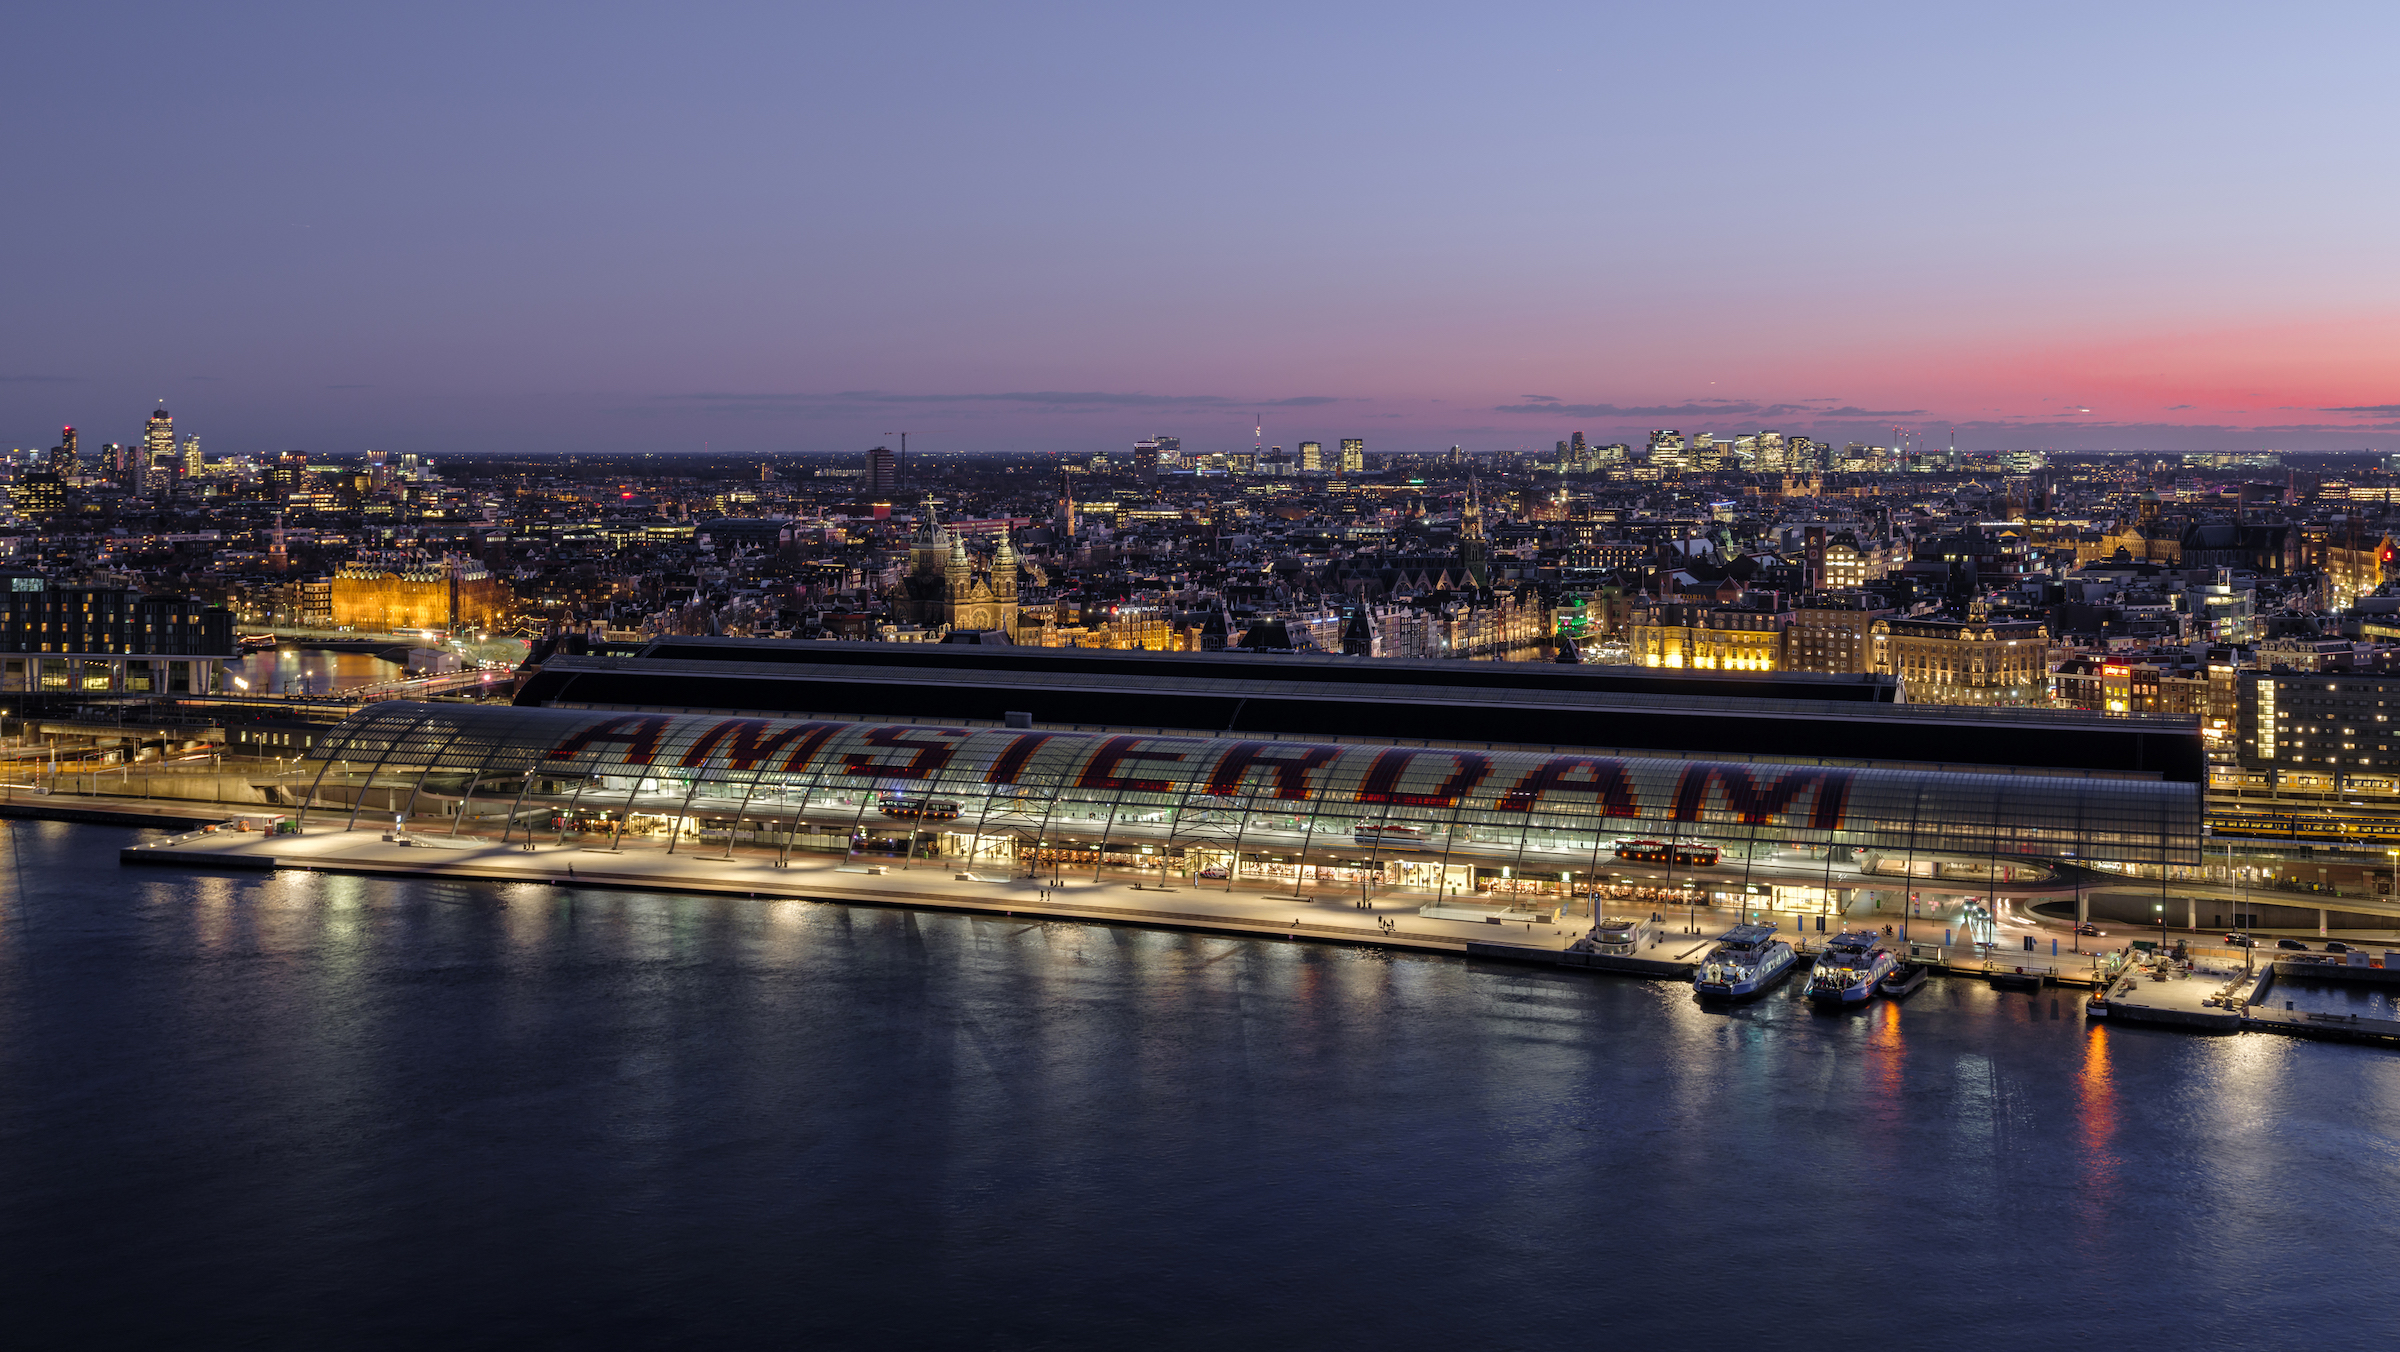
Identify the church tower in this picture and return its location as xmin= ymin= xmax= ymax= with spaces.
xmin=1458 ymin=478 xmax=1491 ymax=591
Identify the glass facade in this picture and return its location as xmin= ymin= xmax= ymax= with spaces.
xmin=293 ymin=702 xmax=2202 ymax=896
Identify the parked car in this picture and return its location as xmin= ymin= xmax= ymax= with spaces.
xmin=2325 ymin=941 xmax=2352 ymax=954
xmin=2276 ymin=938 xmax=2310 ymax=951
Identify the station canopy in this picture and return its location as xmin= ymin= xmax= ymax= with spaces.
xmin=295 ymin=701 xmax=2202 ymax=867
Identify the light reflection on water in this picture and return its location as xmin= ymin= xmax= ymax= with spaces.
xmin=228 ymin=648 xmax=406 ymax=694
xmin=0 ymin=820 xmax=2396 ymax=1350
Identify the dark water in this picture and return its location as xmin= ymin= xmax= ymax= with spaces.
xmin=2 ymin=822 xmax=2396 ymax=1350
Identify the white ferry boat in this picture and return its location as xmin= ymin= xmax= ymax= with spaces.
xmin=1805 ymin=930 xmax=1898 ymax=1004
xmin=1571 ymin=916 xmax=1655 ymax=957
xmin=1693 ymin=923 xmax=1797 ymax=999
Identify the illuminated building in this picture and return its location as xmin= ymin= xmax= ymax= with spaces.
xmin=8 ymin=472 xmax=67 ymax=519
xmin=882 ymin=513 xmax=1019 ymax=634
xmin=144 ymin=408 xmax=175 ymax=478
xmin=0 ymin=575 xmax=233 ymax=693
xmin=1872 ymin=605 xmax=2049 ymax=705
xmin=1628 ymin=597 xmax=1789 ymax=670
xmin=329 ymin=554 xmax=512 ymax=633
xmin=1340 ymin=438 xmax=1364 ymax=472
xmin=278 ymin=700 xmax=2200 ymax=905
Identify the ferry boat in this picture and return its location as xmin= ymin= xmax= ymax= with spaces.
xmin=1805 ymin=930 xmax=1899 ymax=1004
xmin=1692 ymin=923 xmax=1797 ymax=999
xmin=1572 ymin=915 xmax=1655 ymax=957
xmin=1879 ymin=962 xmax=1931 ymax=998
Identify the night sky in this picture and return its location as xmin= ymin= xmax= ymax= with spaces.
xmin=7 ymin=1 xmax=2395 ymax=457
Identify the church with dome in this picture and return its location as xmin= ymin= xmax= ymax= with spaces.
xmin=883 ymin=508 xmax=1020 ymax=636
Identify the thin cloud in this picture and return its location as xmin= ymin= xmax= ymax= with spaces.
xmin=2165 ymin=404 xmax=2194 ymax=411
xmin=326 ymin=383 xmax=373 ymax=389
xmin=1516 ymin=394 xmax=1561 ymax=402
xmin=0 ymin=374 xmax=79 ymax=384
xmin=1493 ymin=400 xmax=1764 ymax=418
xmin=1810 ymin=406 xmax=1928 ymax=418
xmin=663 ymin=390 xmax=1339 ymax=410
xmin=2323 ymin=404 xmax=2400 ymax=416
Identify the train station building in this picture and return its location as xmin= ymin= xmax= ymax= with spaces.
xmin=288 ymin=682 xmax=2202 ymax=916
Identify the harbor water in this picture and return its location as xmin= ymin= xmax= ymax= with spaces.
xmin=2 ymin=821 xmax=2395 ymax=1349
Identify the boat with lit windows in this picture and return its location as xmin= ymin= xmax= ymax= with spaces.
xmin=1805 ymin=930 xmax=1899 ymax=1004
xmin=1692 ymin=923 xmax=1797 ymax=999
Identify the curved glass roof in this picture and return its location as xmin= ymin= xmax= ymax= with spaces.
xmin=295 ymin=701 xmax=2201 ymax=867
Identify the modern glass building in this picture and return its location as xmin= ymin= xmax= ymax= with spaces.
xmin=290 ymin=701 xmax=2202 ymax=903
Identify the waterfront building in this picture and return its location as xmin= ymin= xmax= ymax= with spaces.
xmin=0 ymin=574 xmax=234 ymax=693
xmin=280 ymin=699 xmax=2200 ymax=904
xmin=330 ymin=554 xmax=512 ymax=633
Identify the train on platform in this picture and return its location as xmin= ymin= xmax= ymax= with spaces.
xmin=1613 ymin=839 xmax=1721 ymax=867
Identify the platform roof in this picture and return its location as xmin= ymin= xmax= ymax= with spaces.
xmin=300 ymin=701 xmax=2203 ymax=867
xmin=513 ymin=642 xmax=2205 ymax=783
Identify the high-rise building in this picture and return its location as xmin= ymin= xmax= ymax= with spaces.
xmin=49 ymin=426 xmax=77 ymax=474
xmin=1648 ymin=429 xmax=1688 ymax=475
xmin=181 ymin=435 xmax=201 ymax=477
xmin=1150 ymin=434 xmax=1181 ymax=467
xmin=145 ymin=408 xmax=175 ymax=474
xmin=1297 ymin=441 xmax=1323 ymax=471
xmin=1133 ymin=439 xmax=1162 ymax=479
xmin=268 ymin=451 xmax=310 ymax=502
xmin=1340 ymin=438 xmax=1365 ymax=472
xmin=864 ymin=445 xmax=898 ymax=495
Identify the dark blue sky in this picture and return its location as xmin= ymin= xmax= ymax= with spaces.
xmin=7 ymin=2 xmax=2396 ymax=459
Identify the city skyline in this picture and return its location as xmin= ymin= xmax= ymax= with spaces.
xmin=8 ymin=3 xmax=2398 ymax=456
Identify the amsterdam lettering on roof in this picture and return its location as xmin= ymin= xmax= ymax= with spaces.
xmin=539 ymin=713 xmax=1853 ymax=826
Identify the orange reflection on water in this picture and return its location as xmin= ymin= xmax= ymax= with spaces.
xmin=2074 ymin=1025 xmax=2122 ymax=1241
xmin=1863 ymin=999 xmax=1905 ymax=1103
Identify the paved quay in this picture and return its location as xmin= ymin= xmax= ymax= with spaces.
xmin=123 ymin=823 xmax=1583 ymax=957
xmin=112 ymin=812 xmax=2112 ymax=996
xmin=2089 ymin=953 xmax=2258 ymax=1032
